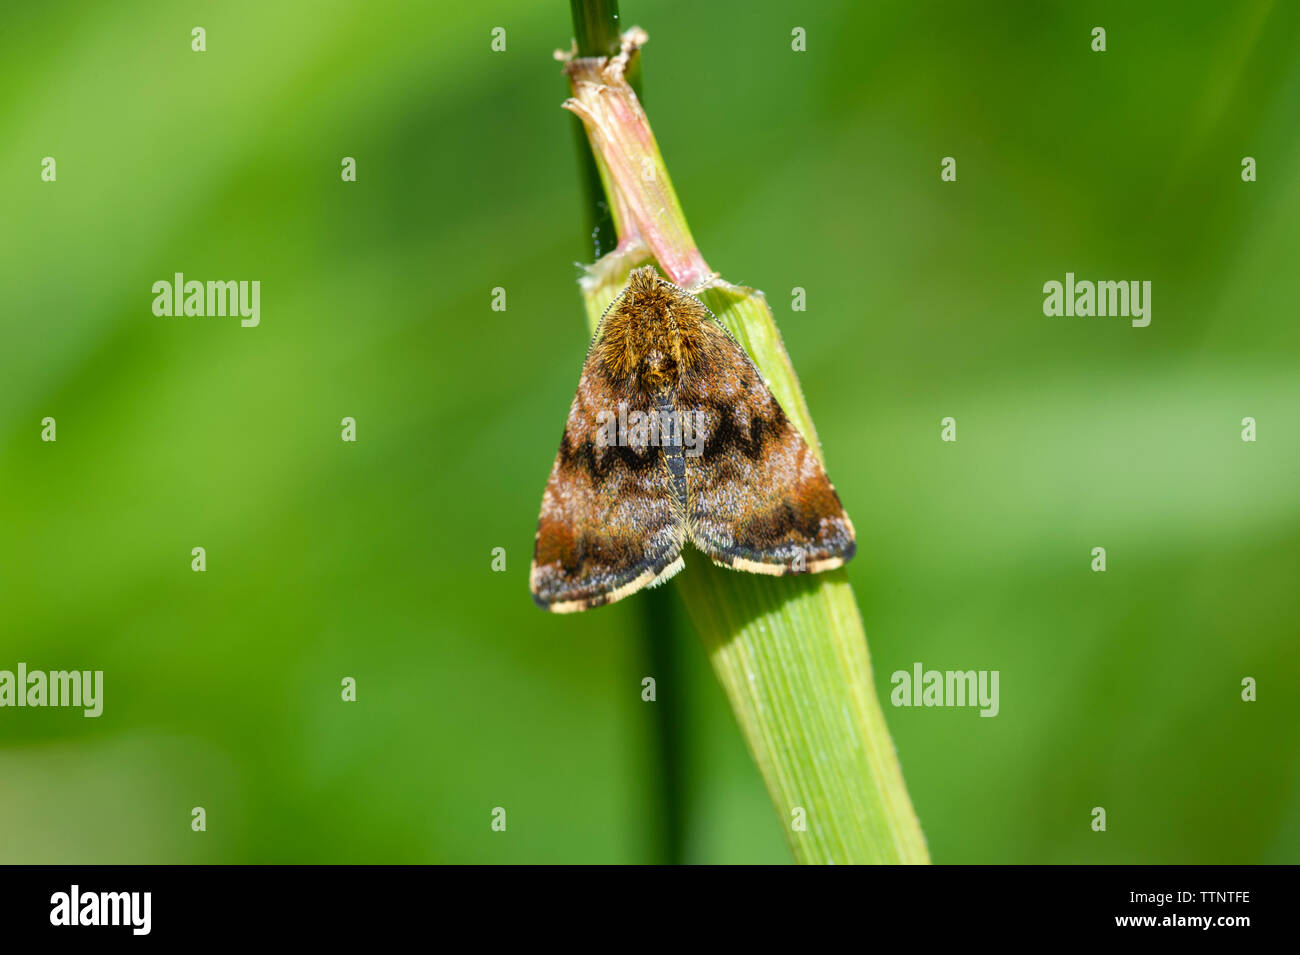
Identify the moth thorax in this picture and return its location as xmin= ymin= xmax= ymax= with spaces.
xmin=641 ymin=349 xmax=677 ymax=391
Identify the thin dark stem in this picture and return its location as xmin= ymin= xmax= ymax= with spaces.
xmin=570 ymin=0 xmax=623 ymax=57
xmin=569 ymin=0 xmax=620 ymax=258
xmin=567 ymin=0 xmax=682 ymax=864
xmin=639 ymin=586 xmax=686 ymax=865
xmin=568 ymin=0 xmax=641 ymax=260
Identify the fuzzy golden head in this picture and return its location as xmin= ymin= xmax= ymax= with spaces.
xmin=591 ymin=266 xmax=711 ymax=395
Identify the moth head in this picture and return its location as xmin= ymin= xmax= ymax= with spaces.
xmin=626 ymin=265 xmax=662 ymax=293
xmin=594 ymin=265 xmax=711 ymax=389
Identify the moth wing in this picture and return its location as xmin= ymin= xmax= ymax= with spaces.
xmin=530 ymin=347 xmax=686 ymax=613
xmin=679 ymin=322 xmax=855 ymax=575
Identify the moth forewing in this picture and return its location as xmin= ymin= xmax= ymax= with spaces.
xmin=675 ymin=319 xmax=856 ymax=576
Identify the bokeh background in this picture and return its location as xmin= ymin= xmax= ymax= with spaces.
xmin=2 ymin=0 xmax=1297 ymax=864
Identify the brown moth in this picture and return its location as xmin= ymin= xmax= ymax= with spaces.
xmin=530 ymin=266 xmax=855 ymax=613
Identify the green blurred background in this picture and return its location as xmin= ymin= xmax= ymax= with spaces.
xmin=2 ymin=0 xmax=1297 ymax=863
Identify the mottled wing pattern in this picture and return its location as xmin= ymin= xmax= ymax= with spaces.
xmin=530 ymin=344 xmax=686 ymax=613
xmin=678 ymin=319 xmax=855 ymax=575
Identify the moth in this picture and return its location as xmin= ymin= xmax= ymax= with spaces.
xmin=530 ymin=266 xmax=855 ymax=612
